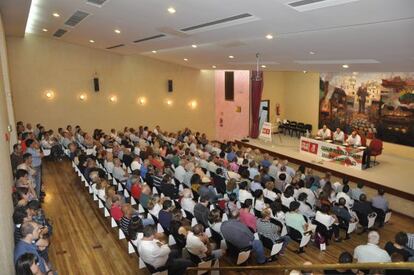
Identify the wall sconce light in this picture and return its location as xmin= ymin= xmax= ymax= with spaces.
xmin=189 ymin=100 xmax=197 ymax=109
xmin=79 ymin=94 xmax=87 ymax=101
xmin=138 ymin=97 xmax=146 ymax=105
xmin=45 ymin=90 xmax=54 ymax=99
xmin=110 ymin=95 xmax=117 ymax=102
xmin=166 ymin=99 xmax=173 ymax=106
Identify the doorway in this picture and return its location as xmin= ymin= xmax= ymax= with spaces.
xmin=259 ymin=100 xmax=270 ymax=131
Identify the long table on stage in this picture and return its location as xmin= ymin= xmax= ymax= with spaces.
xmin=299 ymin=136 xmax=366 ymax=170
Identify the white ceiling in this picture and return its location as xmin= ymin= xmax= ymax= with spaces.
xmin=2 ymin=0 xmax=414 ymax=72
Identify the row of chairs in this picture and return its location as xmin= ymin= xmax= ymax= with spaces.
xmin=278 ymin=121 xmax=312 ymax=138
xmin=67 ymin=143 xmax=223 ymax=275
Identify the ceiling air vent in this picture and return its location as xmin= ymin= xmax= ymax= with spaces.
xmin=65 ymin=10 xmax=90 ymax=27
xmin=86 ymin=0 xmax=109 ymax=7
xmin=53 ymin=29 xmax=67 ymax=38
xmin=133 ymin=34 xmax=166 ymax=43
xmin=106 ymin=44 xmax=125 ymax=50
xmin=180 ymin=13 xmax=259 ymax=34
xmin=286 ymin=0 xmax=359 ymax=12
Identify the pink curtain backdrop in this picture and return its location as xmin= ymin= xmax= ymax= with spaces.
xmin=215 ymin=70 xmax=250 ymax=141
xmin=250 ymin=71 xmax=264 ymax=138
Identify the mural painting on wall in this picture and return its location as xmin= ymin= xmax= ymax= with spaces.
xmin=319 ymin=72 xmax=414 ymax=147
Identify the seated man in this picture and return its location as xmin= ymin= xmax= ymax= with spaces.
xmin=354 ymin=231 xmax=391 ymax=263
xmin=186 ymin=224 xmax=223 ymax=260
xmin=335 ymin=184 xmax=354 ymax=208
xmin=158 ymin=200 xmax=174 ymax=231
xmin=221 ymin=209 xmax=272 ymax=264
xmin=138 ymin=225 xmax=193 ymax=275
xmin=112 ymin=158 xmax=129 ymax=182
xmin=352 ymin=194 xmax=374 ymax=229
xmin=371 ymin=189 xmax=389 ymax=227
xmin=256 ymin=208 xmax=291 ymax=255
xmin=193 ymin=196 xmax=210 ymax=227
xmin=317 ymin=125 xmax=332 ymax=140
xmin=333 ymin=198 xmax=358 ymax=239
xmin=333 ymin=128 xmax=345 ymax=143
xmin=346 ymin=131 xmax=361 ymax=147
xmin=297 ymin=193 xmax=315 ymax=219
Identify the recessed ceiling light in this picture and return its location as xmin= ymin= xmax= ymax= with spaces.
xmin=342 ymin=64 xmax=349 ymax=69
xmin=42 ymin=28 xmax=48 ymax=32
xmin=89 ymin=39 xmax=95 ymax=43
xmin=168 ymin=7 xmax=176 ymax=14
xmin=52 ymin=12 xmax=60 ymax=18
xmin=184 ymin=58 xmax=188 ymax=61
xmin=309 ymin=51 xmax=315 ymax=55
xmin=114 ymin=29 xmax=121 ymax=34
xmin=212 ymin=65 xmax=217 ymax=69
xmin=228 ymin=55 xmax=234 ymax=59
xmin=261 ymin=65 xmax=266 ymax=68
xmin=191 ymin=44 xmax=197 ymax=48
xmin=266 ymin=34 xmax=273 ymax=40
xmin=152 ymin=50 xmax=157 ymax=53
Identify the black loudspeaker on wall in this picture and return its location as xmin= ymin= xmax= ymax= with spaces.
xmin=93 ymin=77 xmax=100 ymax=92
xmin=168 ymin=79 xmax=173 ymax=92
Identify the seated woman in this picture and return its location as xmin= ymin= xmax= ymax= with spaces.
xmin=385 ymin=232 xmax=411 ymax=261
xmin=314 ymin=205 xmax=342 ymax=243
xmin=324 ymin=251 xmax=355 ymax=274
xmin=208 ymin=208 xmax=223 ymax=236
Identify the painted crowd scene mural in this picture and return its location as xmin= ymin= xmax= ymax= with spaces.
xmin=319 ymin=72 xmax=414 ymax=147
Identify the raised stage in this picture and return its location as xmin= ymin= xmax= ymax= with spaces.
xmin=236 ymin=135 xmax=414 ymax=201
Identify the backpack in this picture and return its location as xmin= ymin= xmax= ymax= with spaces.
xmin=315 ymin=232 xmax=326 ymax=251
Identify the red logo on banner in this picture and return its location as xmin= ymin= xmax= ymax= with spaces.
xmin=261 ymin=128 xmax=270 ymax=135
xmin=301 ymin=141 xmax=318 ymax=154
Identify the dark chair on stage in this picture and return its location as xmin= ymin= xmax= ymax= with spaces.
xmin=288 ymin=121 xmax=298 ymax=137
xmin=304 ymin=124 xmax=312 ymax=136
xmin=369 ymin=138 xmax=383 ymax=166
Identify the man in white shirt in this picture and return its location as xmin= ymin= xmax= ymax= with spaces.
xmin=333 ymin=128 xmax=345 ymax=143
xmin=174 ymin=161 xmax=186 ymax=183
xmin=138 ymin=225 xmax=193 ymax=274
xmin=335 ymin=184 xmax=354 ymax=208
xmin=354 ymin=231 xmax=391 ymax=263
xmin=346 ymin=131 xmax=361 ymax=146
xmin=112 ymin=158 xmax=128 ymax=181
xmin=297 ymin=193 xmax=315 ymax=219
xmin=186 ymin=224 xmax=223 ymax=260
xmin=138 ymin=226 xmax=170 ymax=269
xmin=317 ymin=125 xmax=332 ymax=140
xmin=130 ymin=155 xmax=142 ymax=172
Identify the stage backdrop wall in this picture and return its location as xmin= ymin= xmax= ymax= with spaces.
xmin=320 ymin=72 xmax=414 ymax=147
xmin=7 ymin=34 xmax=216 ymax=138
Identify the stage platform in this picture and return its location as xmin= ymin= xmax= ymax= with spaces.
xmin=236 ymin=135 xmax=414 ymax=201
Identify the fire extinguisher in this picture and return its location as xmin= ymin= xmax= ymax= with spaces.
xmin=219 ymin=118 xmax=223 ymax=127
xmin=276 ymin=103 xmax=281 ymax=116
